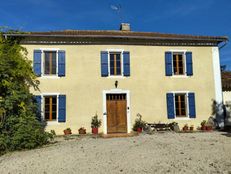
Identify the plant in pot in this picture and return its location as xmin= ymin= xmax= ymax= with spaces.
xmin=205 ymin=123 xmax=213 ymax=131
xmin=201 ymin=120 xmax=207 ymax=131
xmin=169 ymin=122 xmax=180 ymax=132
xmin=190 ymin=125 xmax=194 ymax=131
xmin=133 ymin=113 xmax=146 ymax=133
xmin=182 ymin=124 xmax=189 ymax=132
xmin=64 ymin=128 xmax=72 ymax=135
xmin=91 ymin=114 xmax=102 ymax=134
xmin=78 ymin=127 xmax=86 ymax=134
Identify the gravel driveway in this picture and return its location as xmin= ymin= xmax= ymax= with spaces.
xmin=0 ymin=131 xmax=231 ymax=174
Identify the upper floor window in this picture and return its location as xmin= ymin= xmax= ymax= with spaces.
xmin=109 ymin=52 xmax=122 ymax=76
xmin=173 ymin=52 xmax=184 ymax=75
xmin=44 ymin=51 xmax=57 ymax=75
xmin=101 ymin=50 xmax=130 ymax=77
xmin=33 ymin=49 xmax=65 ymax=77
xmin=165 ymin=51 xmax=193 ymax=76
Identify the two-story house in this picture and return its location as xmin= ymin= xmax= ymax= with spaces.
xmin=5 ymin=23 xmax=228 ymax=134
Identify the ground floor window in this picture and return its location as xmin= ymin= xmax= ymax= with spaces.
xmin=175 ymin=93 xmax=187 ymax=117
xmin=166 ymin=92 xmax=196 ymax=119
xmin=44 ymin=96 xmax=57 ymax=121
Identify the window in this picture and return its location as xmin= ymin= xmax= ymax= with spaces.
xmin=110 ymin=52 xmax=121 ymax=76
xmin=173 ymin=53 xmax=184 ymax=75
xmin=166 ymin=92 xmax=196 ymax=119
xmin=165 ymin=51 xmax=193 ymax=76
xmin=100 ymin=50 xmax=130 ymax=77
xmin=33 ymin=49 xmax=65 ymax=77
xmin=175 ymin=93 xmax=187 ymax=117
xmin=44 ymin=51 xmax=57 ymax=75
xmin=44 ymin=96 xmax=57 ymax=121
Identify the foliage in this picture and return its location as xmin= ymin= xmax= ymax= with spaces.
xmin=78 ymin=127 xmax=86 ymax=134
xmin=91 ymin=114 xmax=102 ymax=128
xmin=64 ymin=128 xmax=71 ymax=131
xmin=0 ymin=30 xmax=52 ymax=155
xmin=169 ymin=122 xmax=179 ymax=131
xmin=201 ymin=120 xmax=207 ymax=126
xmin=133 ymin=113 xmax=146 ymax=131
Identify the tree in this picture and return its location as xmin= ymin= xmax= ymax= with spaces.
xmin=0 ymin=31 xmax=52 ymax=154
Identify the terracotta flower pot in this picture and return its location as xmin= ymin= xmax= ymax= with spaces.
xmin=64 ymin=130 xmax=72 ymax=135
xmin=201 ymin=125 xmax=206 ymax=131
xmin=137 ymin=127 xmax=142 ymax=133
xmin=92 ymin=127 xmax=98 ymax=134
xmin=183 ymin=127 xmax=188 ymax=131
xmin=79 ymin=129 xmax=86 ymax=134
xmin=206 ymin=126 xmax=212 ymax=131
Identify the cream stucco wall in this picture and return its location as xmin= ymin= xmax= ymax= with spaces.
xmin=23 ymin=44 xmax=217 ymax=134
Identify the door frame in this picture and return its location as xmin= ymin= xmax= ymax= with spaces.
xmin=103 ymin=89 xmax=131 ymax=134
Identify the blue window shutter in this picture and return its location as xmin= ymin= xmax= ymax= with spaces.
xmin=58 ymin=95 xmax=66 ymax=122
xmin=58 ymin=50 xmax=65 ymax=77
xmin=101 ymin=51 xmax=108 ymax=77
xmin=166 ymin=93 xmax=175 ymax=119
xmin=165 ymin=52 xmax=172 ymax=76
xmin=33 ymin=50 xmax=42 ymax=76
xmin=123 ymin=51 xmax=130 ymax=76
xmin=188 ymin=93 xmax=196 ymax=118
xmin=186 ymin=52 xmax=193 ymax=76
xmin=35 ymin=95 xmax=42 ymax=121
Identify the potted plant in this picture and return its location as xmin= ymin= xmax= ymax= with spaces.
xmin=78 ymin=127 xmax=86 ymax=134
xmin=133 ymin=113 xmax=146 ymax=133
xmin=91 ymin=114 xmax=102 ymax=134
xmin=182 ymin=124 xmax=189 ymax=131
xmin=201 ymin=120 xmax=206 ymax=131
xmin=169 ymin=122 xmax=180 ymax=132
xmin=190 ymin=125 xmax=194 ymax=131
xmin=64 ymin=128 xmax=72 ymax=135
xmin=206 ymin=123 xmax=213 ymax=131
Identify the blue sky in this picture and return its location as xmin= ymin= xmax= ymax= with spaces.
xmin=1 ymin=0 xmax=231 ymax=69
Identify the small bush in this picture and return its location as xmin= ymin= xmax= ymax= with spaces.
xmin=0 ymin=112 xmax=54 ymax=153
xmin=133 ymin=113 xmax=146 ymax=131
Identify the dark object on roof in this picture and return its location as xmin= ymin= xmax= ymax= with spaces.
xmin=222 ymin=71 xmax=231 ymax=91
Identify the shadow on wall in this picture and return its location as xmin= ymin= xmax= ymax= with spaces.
xmin=211 ymin=99 xmax=225 ymax=128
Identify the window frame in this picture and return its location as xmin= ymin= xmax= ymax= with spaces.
xmin=170 ymin=91 xmax=192 ymax=120
xmin=172 ymin=52 xmax=185 ymax=76
xmin=106 ymin=49 xmax=125 ymax=78
xmin=44 ymin=95 xmax=58 ymax=121
xmin=39 ymin=48 xmax=60 ymax=78
xmin=174 ymin=93 xmax=187 ymax=118
xmin=41 ymin=93 xmax=60 ymax=125
xmin=169 ymin=50 xmax=189 ymax=78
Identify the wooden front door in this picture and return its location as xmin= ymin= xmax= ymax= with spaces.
xmin=106 ymin=94 xmax=127 ymax=133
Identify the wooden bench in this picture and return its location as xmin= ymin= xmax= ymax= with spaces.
xmin=146 ymin=123 xmax=172 ymax=131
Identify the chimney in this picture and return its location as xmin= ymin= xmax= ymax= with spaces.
xmin=120 ymin=23 xmax=130 ymax=31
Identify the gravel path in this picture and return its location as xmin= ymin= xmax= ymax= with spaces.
xmin=0 ymin=131 xmax=231 ymax=174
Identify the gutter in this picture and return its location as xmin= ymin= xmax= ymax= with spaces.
xmin=3 ymin=33 xmax=228 ymax=43
xmin=219 ymin=39 xmax=228 ymax=50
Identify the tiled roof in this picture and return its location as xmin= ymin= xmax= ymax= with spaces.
xmin=5 ymin=30 xmax=228 ymax=42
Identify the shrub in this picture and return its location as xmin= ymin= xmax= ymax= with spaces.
xmin=91 ymin=114 xmax=102 ymax=128
xmin=0 ymin=32 xmax=53 ymax=155
xmin=133 ymin=113 xmax=146 ymax=131
xmin=2 ymin=112 xmax=53 ymax=151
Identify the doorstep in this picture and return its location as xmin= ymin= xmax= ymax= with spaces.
xmin=100 ymin=132 xmax=138 ymax=138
